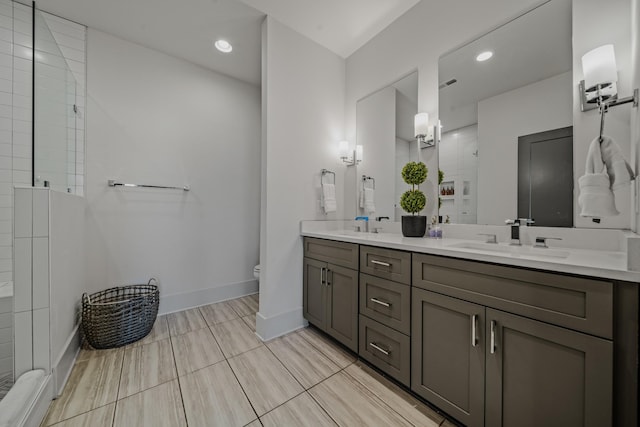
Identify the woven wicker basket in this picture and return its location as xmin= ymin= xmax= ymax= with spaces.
xmin=81 ymin=278 xmax=159 ymax=349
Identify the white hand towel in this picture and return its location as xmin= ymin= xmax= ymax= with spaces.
xmin=364 ymin=187 xmax=375 ymax=214
xmin=579 ymin=137 xmax=619 ymax=218
xmin=578 ymin=173 xmax=619 ymax=217
xmin=599 ymin=135 xmax=635 ymax=190
xmin=322 ymin=183 xmax=336 ymax=213
xmin=359 ymin=188 xmax=364 ymax=208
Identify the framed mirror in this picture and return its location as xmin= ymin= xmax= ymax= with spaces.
xmin=356 ymin=71 xmax=419 ymax=221
xmin=438 ymin=0 xmax=574 ymax=226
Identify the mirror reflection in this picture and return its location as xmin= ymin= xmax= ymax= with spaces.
xmin=356 ymin=71 xmax=419 ymax=221
xmin=438 ymin=0 xmax=573 ymax=226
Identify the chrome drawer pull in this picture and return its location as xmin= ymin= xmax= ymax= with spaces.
xmin=371 ymin=259 xmax=391 ymax=267
xmin=370 ymin=298 xmax=391 ymax=308
xmin=369 ymin=342 xmax=390 ymax=356
xmin=490 ymin=320 xmax=497 ymax=354
xmin=471 ymin=314 xmax=478 ymax=347
xmin=320 ymin=267 xmax=325 ymax=285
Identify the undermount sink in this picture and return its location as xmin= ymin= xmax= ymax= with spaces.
xmin=330 ymin=229 xmax=363 ymax=236
xmin=447 ymin=241 xmax=570 ymax=259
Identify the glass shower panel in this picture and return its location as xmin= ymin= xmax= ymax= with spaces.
xmin=33 ymin=10 xmax=78 ymax=194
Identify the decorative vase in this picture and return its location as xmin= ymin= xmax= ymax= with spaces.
xmin=401 ymin=215 xmax=427 ymax=237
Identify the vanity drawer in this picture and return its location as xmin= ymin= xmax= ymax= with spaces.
xmin=359 ymin=315 xmax=410 ymax=386
xmin=360 ymin=245 xmax=411 ymax=285
xmin=412 ymin=253 xmax=613 ymax=339
xmin=303 ymin=237 xmax=359 ymax=270
xmin=359 ymin=273 xmax=410 ymax=334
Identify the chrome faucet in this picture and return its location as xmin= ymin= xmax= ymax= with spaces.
xmin=371 ymin=216 xmax=390 ymax=233
xmin=354 ymin=216 xmax=369 ymax=232
xmin=505 ymin=218 xmax=534 ymax=246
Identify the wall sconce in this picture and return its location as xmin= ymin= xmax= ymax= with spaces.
xmin=415 ymin=113 xmax=437 ymax=149
xmin=339 ymin=140 xmax=362 ymax=166
xmin=579 ymin=44 xmax=638 ymax=141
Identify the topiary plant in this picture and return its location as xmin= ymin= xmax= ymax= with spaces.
xmin=400 ymin=161 xmax=428 ymax=215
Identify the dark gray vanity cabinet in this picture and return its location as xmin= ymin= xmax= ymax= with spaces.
xmin=411 ymin=288 xmax=486 ymax=427
xmin=358 ymin=245 xmax=412 ymax=386
xmin=411 ymin=253 xmax=619 ymax=427
xmin=303 ymin=237 xmax=359 ymax=352
xmin=485 ymin=308 xmax=612 ymax=427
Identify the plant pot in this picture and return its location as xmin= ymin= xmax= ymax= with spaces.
xmin=401 ymin=215 xmax=427 ymax=237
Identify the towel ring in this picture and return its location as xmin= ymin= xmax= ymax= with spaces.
xmin=362 ymin=175 xmax=375 ymax=189
xmin=321 ymin=169 xmax=335 ymax=185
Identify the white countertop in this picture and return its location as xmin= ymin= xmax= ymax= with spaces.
xmin=301 ymin=226 xmax=640 ymax=283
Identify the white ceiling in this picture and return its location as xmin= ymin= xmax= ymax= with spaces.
xmin=238 ymin=0 xmax=420 ymax=58
xmin=438 ymin=0 xmax=572 ymax=131
xmin=38 ymin=0 xmax=421 ymax=86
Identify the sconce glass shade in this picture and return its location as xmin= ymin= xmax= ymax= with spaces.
xmin=355 ymin=145 xmax=363 ymax=163
xmin=338 ymin=140 xmax=349 ymax=159
xmin=414 ymin=113 xmax=429 ymax=137
xmin=582 ymin=44 xmax=618 ymax=90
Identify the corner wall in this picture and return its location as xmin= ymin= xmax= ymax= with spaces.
xmin=85 ymin=30 xmax=261 ymax=313
xmin=632 ymin=0 xmax=640 ymax=232
xmin=573 ymin=0 xmax=632 ymax=229
xmin=258 ymin=17 xmax=345 ymax=339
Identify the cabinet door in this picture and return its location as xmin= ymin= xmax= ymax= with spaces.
xmin=303 ymin=257 xmax=326 ymax=329
xmin=411 ymin=288 xmax=485 ymax=427
xmin=326 ymin=264 xmax=358 ymax=352
xmin=485 ymin=308 xmax=613 ymax=427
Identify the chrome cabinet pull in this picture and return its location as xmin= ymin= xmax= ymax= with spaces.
xmin=370 ymin=298 xmax=391 ymax=308
xmin=320 ymin=267 xmax=325 ymax=285
xmin=369 ymin=342 xmax=390 ymax=356
xmin=490 ymin=320 xmax=497 ymax=354
xmin=371 ymin=259 xmax=391 ymax=267
xmin=471 ymin=314 xmax=478 ymax=347
xmin=327 ymin=269 xmax=332 ymax=286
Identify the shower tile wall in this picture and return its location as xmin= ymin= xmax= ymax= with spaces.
xmin=0 ymin=0 xmax=33 ymax=391
xmin=0 ymin=0 xmax=31 ymax=286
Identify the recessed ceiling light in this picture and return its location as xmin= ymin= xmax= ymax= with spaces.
xmin=215 ymin=39 xmax=233 ymax=53
xmin=476 ymin=51 xmax=493 ymax=62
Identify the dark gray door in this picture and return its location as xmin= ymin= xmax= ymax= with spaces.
xmin=411 ymin=288 xmax=485 ymax=427
xmin=326 ymin=264 xmax=359 ymax=352
xmin=518 ymin=126 xmax=573 ymax=227
xmin=485 ymin=308 xmax=613 ymax=427
xmin=303 ymin=257 xmax=326 ymax=329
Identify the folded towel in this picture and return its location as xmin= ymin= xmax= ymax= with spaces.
xmin=579 ymin=137 xmax=619 ymax=218
xmin=322 ymin=183 xmax=336 ymax=213
xmin=599 ymin=135 xmax=635 ymax=190
xmin=364 ymin=187 xmax=375 ymax=214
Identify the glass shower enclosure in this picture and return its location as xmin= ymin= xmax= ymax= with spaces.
xmin=0 ymin=1 xmax=84 ymax=420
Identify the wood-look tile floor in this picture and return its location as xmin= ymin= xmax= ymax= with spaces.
xmin=41 ymin=293 xmax=451 ymax=427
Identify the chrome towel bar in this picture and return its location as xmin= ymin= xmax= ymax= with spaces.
xmin=108 ymin=180 xmax=190 ymax=191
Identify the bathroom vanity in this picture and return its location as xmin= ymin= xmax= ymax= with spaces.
xmin=301 ymin=225 xmax=639 ymax=427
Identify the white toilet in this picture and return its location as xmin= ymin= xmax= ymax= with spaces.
xmin=253 ymin=264 xmax=260 ymax=283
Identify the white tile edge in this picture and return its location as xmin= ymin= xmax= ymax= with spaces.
xmin=21 ymin=373 xmax=52 ymax=427
xmin=255 ymin=307 xmax=307 ymax=342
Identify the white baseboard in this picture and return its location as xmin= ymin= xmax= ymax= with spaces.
xmin=52 ymin=326 xmax=81 ymax=397
xmin=159 ymin=279 xmax=258 ymax=315
xmin=255 ymin=307 xmax=308 ymax=341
